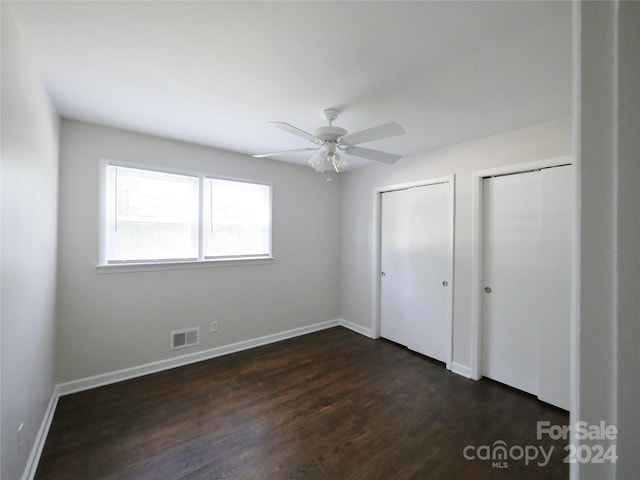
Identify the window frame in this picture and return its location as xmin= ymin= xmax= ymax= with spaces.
xmin=98 ymin=160 xmax=273 ymax=273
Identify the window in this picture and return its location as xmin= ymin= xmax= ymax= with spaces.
xmin=102 ymin=164 xmax=271 ymax=266
xmin=203 ymin=178 xmax=271 ymax=258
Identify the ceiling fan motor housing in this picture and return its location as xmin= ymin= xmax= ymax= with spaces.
xmin=315 ymin=125 xmax=347 ymax=142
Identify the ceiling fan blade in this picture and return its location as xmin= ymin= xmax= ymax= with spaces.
xmin=343 ymin=146 xmax=402 ymax=164
xmin=266 ymin=122 xmax=323 ymax=145
xmin=339 ymin=121 xmax=405 ymax=146
xmin=252 ymin=147 xmax=319 ymax=158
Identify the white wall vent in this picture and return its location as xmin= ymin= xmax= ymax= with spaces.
xmin=170 ymin=327 xmax=200 ymax=350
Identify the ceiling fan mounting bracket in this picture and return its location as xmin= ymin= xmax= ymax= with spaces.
xmin=323 ymin=108 xmax=340 ymax=124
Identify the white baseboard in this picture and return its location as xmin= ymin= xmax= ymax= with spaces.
xmin=56 ymin=319 xmax=341 ymax=396
xmin=337 ymin=318 xmax=375 ymax=338
xmin=22 ymin=318 xmax=374 ymax=479
xmin=22 ymin=391 xmax=59 ymax=480
xmin=451 ymin=362 xmax=473 ymax=379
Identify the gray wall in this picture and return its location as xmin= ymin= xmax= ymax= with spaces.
xmin=577 ymin=2 xmax=640 ymax=478
xmin=1 ymin=6 xmax=60 ymax=480
xmin=616 ymin=3 xmax=640 ymax=477
xmin=575 ymin=2 xmax=616 ymax=478
xmin=340 ymin=117 xmax=572 ymax=371
xmin=56 ymin=120 xmax=341 ymax=382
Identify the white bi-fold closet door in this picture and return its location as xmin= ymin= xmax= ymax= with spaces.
xmin=379 ymin=180 xmax=453 ymax=365
xmin=482 ymin=165 xmax=572 ymax=410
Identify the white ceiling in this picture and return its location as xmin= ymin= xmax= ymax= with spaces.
xmin=9 ymin=1 xmax=572 ymax=169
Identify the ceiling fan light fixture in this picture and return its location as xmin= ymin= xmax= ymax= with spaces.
xmin=330 ymin=151 xmax=348 ymax=172
xmin=308 ymin=144 xmax=341 ymax=174
xmin=308 ymin=152 xmax=325 ymax=173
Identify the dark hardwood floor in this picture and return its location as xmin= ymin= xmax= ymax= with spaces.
xmin=35 ymin=327 xmax=569 ymax=479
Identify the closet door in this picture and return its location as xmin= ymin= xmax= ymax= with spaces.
xmin=537 ymin=165 xmax=572 ymax=410
xmin=482 ymin=171 xmax=542 ymax=396
xmin=379 ymin=189 xmax=411 ymax=346
xmin=482 ymin=166 xmax=572 ymax=410
xmin=404 ymin=183 xmax=451 ymax=362
xmin=380 ymin=182 xmax=452 ymax=364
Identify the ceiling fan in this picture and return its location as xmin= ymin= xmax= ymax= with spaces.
xmin=253 ymin=108 xmax=405 ymax=175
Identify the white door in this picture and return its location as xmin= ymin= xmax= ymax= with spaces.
xmin=380 ymin=182 xmax=452 ymax=364
xmin=380 ymin=188 xmax=411 ymax=346
xmin=482 ymin=171 xmax=542 ymax=396
xmin=537 ymin=165 xmax=572 ymax=409
xmin=482 ymin=166 xmax=572 ymax=409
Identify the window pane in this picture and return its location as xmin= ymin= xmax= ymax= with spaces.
xmin=109 ymin=167 xmax=199 ymax=262
xmin=203 ymin=179 xmax=270 ymax=257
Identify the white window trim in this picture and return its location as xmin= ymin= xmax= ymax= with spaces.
xmin=97 ymin=160 xmax=274 ymax=273
xmin=96 ymin=256 xmax=274 ymax=274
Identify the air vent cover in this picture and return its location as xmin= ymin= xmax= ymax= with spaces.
xmin=170 ymin=327 xmax=200 ymax=350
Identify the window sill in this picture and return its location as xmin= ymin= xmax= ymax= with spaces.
xmin=96 ymin=256 xmax=274 ymax=274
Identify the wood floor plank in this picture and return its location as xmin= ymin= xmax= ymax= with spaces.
xmin=35 ymin=327 xmax=569 ymax=479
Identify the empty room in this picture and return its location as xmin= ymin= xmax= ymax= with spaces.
xmin=2 ymin=1 xmax=638 ymax=479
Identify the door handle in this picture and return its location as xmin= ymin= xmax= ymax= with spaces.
xmin=484 ymin=287 xmax=492 ymax=294
xmin=381 ymin=272 xmax=386 ymax=277
xmin=442 ymin=281 xmax=448 ymax=287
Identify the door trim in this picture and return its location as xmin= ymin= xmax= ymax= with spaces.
xmin=372 ymin=175 xmax=455 ymax=370
xmin=470 ymin=156 xmax=573 ymax=380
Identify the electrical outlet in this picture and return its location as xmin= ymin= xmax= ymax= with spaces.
xmin=210 ymin=321 xmax=218 ymax=333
